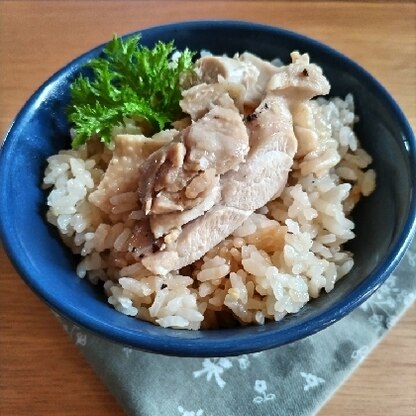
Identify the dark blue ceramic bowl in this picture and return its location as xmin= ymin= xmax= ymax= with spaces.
xmin=1 ymin=21 xmax=415 ymax=357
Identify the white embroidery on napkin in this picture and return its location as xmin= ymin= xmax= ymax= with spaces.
xmin=252 ymin=380 xmax=276 ymax=404
xmin=351 ymin=345 xmax=370 ymax=362
xmin=177 ymin=405 xmax=204 ymax=416
xmin=193 ymin=358 xmax=232 ymax=388
xmin=122 ymin=347 xmax=133 ymax=357
xmin=193 ymin=354 xmax=261 ymax=388
xmin=300 ymin=372 xmax=325 ymax=391
xmin=63 ymin=324 xmax=88 ymax=346
xmin=359 ymin=274 xmax=415 ymax=333
xmin=407 ymin=250 xmax=416 ymax=268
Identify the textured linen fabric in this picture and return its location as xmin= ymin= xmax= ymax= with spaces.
xmin=60 ymin=238 xmax=415 ymax=416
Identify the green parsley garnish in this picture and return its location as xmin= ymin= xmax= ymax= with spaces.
xmin=68 ymin=34 xmax=195 ymax=148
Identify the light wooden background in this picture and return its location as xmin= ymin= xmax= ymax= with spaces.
xmin=0 ymin=1 xmax=415 ymax=415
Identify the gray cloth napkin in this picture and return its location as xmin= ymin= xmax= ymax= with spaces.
xmin=60 ymin=238 xmax=415 ymax=416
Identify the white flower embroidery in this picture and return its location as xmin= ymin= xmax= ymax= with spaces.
xmin=52 ymin=313 xmax=89 ymax=347
xmin=385 ymin=315 xmax=396 ymax=329
xmin=360 ymin=274 xmax=415 ymax=333
xmin=193 ymin=358 xmax=231 ymax=388
xmin=401 ymin=291 xmax=416 ymax=307
xmin=62 ymin=324 xmax=88 ymax=346
xmin=351 ymin=345 xmax=370 ymax=362
xmin=300 ymin=372 xmax=325 ymax=391
xmin=407 ymin=250 xmax=416 ymax=268
xmin=177 ymin=405 xmax=204 ymax=416
xmin=122 ymin=347 xmax=133 ymax=357
xmin=237 ymin=355 xmax=250 ymax=369
xmin=193 ymin=354 xmax=260 ymax=389
xmin=75 ymin=331 xmax=87 ymax=346
xmin=252 ymin=380 xmax=276 ymax=404
xmin=368 ymin=313 xmax=384 ymax=326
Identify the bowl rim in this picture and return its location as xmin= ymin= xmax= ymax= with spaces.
xmin=1 ymin=19 xmax=415 ymax=357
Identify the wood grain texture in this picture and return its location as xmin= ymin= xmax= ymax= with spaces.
xmin=0 ymin=2 xmax=415 ymax=415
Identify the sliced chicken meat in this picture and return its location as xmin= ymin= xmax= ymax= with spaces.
xmin=238 ymin=52 xmax=282 ymax=107
xmin=143 ymin=205 xmax=252 ymax=275
xmin=141 ymin=52 xmax=330 ymax=275
xmin=197 ymin=55 xmax=259 ymax=101
xmin=196 ymin=52 xmax=281 ymax=109
xmin=137 ymin=101 xmax=249 ymax=241
xmin=267 ymin=51 xmax=330 ymax=102
xmin=183 ymin=105 xmax=250 ymax=174
xmin=180 ymin=82 xmax=245 ymax=120
xmin=88 ymin=132 xmax=175 ymax=214
xmin=150 ymin=174 xmax=221 ymax=239
xmin=126 ymin=218 xmax=155 ymax=260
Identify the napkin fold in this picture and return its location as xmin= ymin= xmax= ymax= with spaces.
xmin=60 ymin=238 xmax=415 ymax=416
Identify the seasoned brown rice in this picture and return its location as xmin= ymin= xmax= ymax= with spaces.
xmin=43 ymin=89 xmax=375 ymax=329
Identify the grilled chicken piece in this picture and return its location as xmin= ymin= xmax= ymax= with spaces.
xmin=267 ymin=51 xmax=330 ymax=102
xmin=238 ymin=52 xmax=282 ymax=107
xmin=197 ymin=55 xmax=259 ymax=95
xmin=89 ymin=133 xmax=175 ymax=214
xmin=184 ymin=106 xmax=250 ymax=175
xmin=137 ymin=102 xmax=249 ymax=238
xmin=127 ymin=219 xmax=155 ymax=260
xmin=197 ymin=55 xmax=263 ymax=108
xmin=197 ymin=52 xmax=282 ymax=108
xmin=180 ymin=82 xmax=245 ymax=120
xmin=150 ymin=176 xmax=222 ymax=239
xmin=142 ymin=205 xmax=251 ymax=275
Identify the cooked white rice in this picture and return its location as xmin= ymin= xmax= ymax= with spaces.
xmin=43 ymin=93 xmax=375 ymax=330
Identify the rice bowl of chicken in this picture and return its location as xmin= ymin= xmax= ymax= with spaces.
xmin=0 ymin=21 xmax=415 ymax=356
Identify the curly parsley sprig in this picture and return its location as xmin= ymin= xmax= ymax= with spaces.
xmin=68 ymin=34 xmax=195 ymax=148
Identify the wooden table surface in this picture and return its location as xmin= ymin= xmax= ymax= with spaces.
xmin=1 ymin=1 xmax=415 ymax=415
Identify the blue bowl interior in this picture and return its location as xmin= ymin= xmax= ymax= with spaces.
xmin=0 ymin=21 xmax=415 ymax=356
